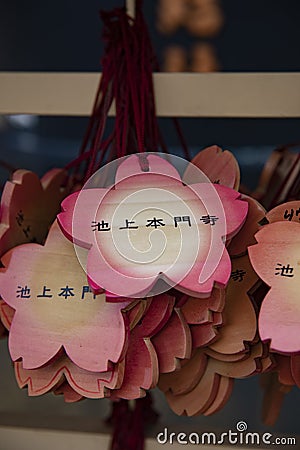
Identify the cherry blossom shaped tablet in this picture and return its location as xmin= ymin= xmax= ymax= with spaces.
xmin=248 ymin=221 xmax=300 ymax=353
xmin=266 ymin=200 xmax=300 ymax=224
xmin=0 ymin=168 xmax=68 ymax=256
xmin=203 ymin=376 xmax=234 ymax=416
xmin=58 ymin=154 xmax=247 ymax=298
xmin=152 ymin=308 xmax=192 ymax=373
xmin=4 ymin=296 xmax=145 ymax=400
xmin=209 ymin=254 xmax=258 ymax=355
xmin=184 ymin=145 xmax=240 ymax=189
xmin=181 ymin=288 xmax=225 ymax=325
xmin=164 ymin=357 xmax=221 ymax=416
xmin=189 ymin=311 xmax=222 ymax=348
xmin=0 ymin=220 xmax=131 ymax=371
xmin=158 ymin=349 xmax=208 ymax=396
xmin=181 ymin=288 xmax=225 ymax=348
xmin=163 ymin=343 xmax=270 ymax=416
xmin=15 ymin=355 xmax=124 ymax=399
xmin=228 ymin=195 xmax=266 ymax=257
xmin=110 ymin=294 xmax=174 ymax=399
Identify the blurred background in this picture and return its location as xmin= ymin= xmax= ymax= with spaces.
xmin=0 ymin=0 xmax=299 ymax=441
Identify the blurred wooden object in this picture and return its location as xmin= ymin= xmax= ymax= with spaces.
xmin=163 ymin=46 xmax=187 ymax=72
xmin=157 ymin=0 xmax=187 ymax=34
xmin=157 ymin=0 xmax=224 ymax=37
xmin=190 ymin=43 xmax=220 ymax=72
xmin=186 ymin=0 xmax=224 ymax=37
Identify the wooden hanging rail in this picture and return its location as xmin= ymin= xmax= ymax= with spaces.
xmin=0 ymin=72 xmax=300 ymax=118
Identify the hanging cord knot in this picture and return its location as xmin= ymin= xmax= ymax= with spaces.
xmin=138 ymin=153 xmax=149 ymax=172
xmin=64 ymin=0 xmax=190 ymax=188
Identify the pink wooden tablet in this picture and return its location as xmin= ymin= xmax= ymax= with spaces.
xmin=0 ymin=169 xmax=68 ymax=256
xmin=209 ymin=254 xmax=258 ymax=355
xmin=228 ymin=195 xmax=266 ymax=257
xmin=185 ymin=145 xmax=240 ymax=190
xmin=266 ymin=200 xmax=300 ymax=224
xmin=110 ymin=294 xmax=175 ymax=399
xmin=152 ymin=308 xmax=192 ymax=373
xmin=58 ymin=154 xmax=248 ymax=298
xmin=249 ymin=221 xmax=300 ymax=354
xmin=15 ymin=356 xmax=124 ymax=399
xmin=158 ymin=349 xmax=208 ymax=396
xmin=0 ymin=221 xmax=131 ymax=371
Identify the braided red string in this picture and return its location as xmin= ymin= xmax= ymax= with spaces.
xmin=65 ymin=0 xmax=190 ymax=188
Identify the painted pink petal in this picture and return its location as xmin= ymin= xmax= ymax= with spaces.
xmin=174 ymin=248 xmax=232 ymax=295
xmin=58 ymin=188 xmax=111 ymax=248
xmin=166 ymin=182 xmax=247 ymax=292
xmin=9 ymin=311 xmax=62 ymax=368
xmin=63 ymin=299 xmax=130 ymax=372
xmin=206 ymin=184 xmax=248 ymax=238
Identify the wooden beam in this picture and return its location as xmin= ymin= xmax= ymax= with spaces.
xmin=0 ymin=72 xmax=300 ymax=118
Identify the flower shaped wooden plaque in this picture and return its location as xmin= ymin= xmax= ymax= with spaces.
xmin=58 ymin=154 xmax=247 ymax=298
xmin=0 ymin=221 xmax=131 ymax=371
xmin=249 ymin=220 xmax=300 ymax=354
xmin=185 ymin=145 xmax=240 ymax=189
xmin=0 ymin=168 xmax=68 ymax=256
